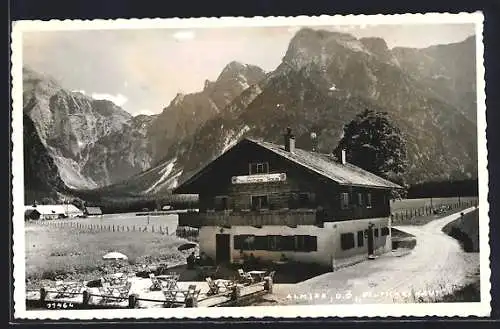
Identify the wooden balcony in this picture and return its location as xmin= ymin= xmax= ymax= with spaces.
xmin=178 ymin=209 xmax=318 ymax=228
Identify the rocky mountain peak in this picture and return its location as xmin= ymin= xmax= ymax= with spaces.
xmin=283 ymin=28 xmax=370 ymax=72
xmin=360 ymin=37 xmax=389 ymax=54
xmin=91 ymin=99 xmax=132 ymax=119
xmin=147 ymin=61 xmax=265 ymax=165
xmin=171 ymin=92 xmax=185 ymax=106
xmin=215 ymin=61 xmax=266 ymax=88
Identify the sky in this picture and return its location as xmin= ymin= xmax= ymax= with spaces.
xmin=22 ymin=23 xmax=475 ymax=116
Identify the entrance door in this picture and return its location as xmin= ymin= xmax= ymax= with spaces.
xmin=215 ymin=234 xmax=231 ymax=264
xmin=367 ymin=226 xmax=374 ymax=256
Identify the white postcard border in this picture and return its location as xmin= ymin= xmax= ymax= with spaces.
xmin=11 ymin=12 xmax=490 ymax=320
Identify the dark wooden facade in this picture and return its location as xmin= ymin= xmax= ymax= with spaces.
xmin=176 ymin=139 xmax=392 ymax=227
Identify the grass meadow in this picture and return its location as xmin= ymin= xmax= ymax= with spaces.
xmin=391 ymin=196 xmax=478 ymax=213
xmin=25 ymin=216 xmax=191 ymax=285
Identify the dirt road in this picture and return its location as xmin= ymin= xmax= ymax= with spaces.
xmin=268 ymin=207 xmax=480 ymax=305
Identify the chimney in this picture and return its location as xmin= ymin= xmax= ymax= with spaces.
xmin=284 ymin=127 xmax=295 ymax=153
xmin=341 ymin=149 xmax=347 ymax=165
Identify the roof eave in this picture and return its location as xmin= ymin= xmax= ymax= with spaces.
xmin=338 ymin=182 xmax=404 ymax=190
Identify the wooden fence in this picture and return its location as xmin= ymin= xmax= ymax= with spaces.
xmin=32 ymin=220 xmax=201 ymax=241
xmin=176 ymin=226 xmax=200 ymax=242
xmin=391 ymin=199 xmax=478 ymax=224
xmin=27 ymin=277 xmax=271 ymax=309
xmin=34 ymin=221 xmax=174 ymax=235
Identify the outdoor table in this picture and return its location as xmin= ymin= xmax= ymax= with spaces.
xmin=156 ymin=274 xmax=179 ymax=281
xmin=247 ymin=270 xmax=267 ymax=282
xmin=156 ymin=276 xmax=180 ymax=290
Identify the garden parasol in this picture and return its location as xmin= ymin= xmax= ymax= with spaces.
xmin=102 ymin=251 xmax=128 ymax=260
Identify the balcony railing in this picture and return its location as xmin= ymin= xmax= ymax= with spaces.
xmin=178 ymin=209 xmax=318 ymax=228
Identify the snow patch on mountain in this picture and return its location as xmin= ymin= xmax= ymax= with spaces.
xmin=221 ymin=125 xmax=251 ymax=153
xmin=50 ymin=153 xmax=98 ymax=189
xmin=143 ymin=159 xmax=176 ymax=194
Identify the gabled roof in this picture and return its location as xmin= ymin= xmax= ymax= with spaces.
xmin=174 ymin=137 xmax=403 ymax=193
xmin=247 ymin=138 xmax=403 ymax=189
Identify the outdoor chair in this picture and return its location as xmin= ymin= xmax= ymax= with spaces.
xmin=205 ymin=277 xmax=220 ymax=295
xmin=54 ymin=281 xmax=82 ymax=299
xmin=116 ymin=281 xmax=132 ymax=300
xmin=186 ymin=284 xmax=201 ymax=300
xmin=98 ymin=282 xmax=114 ymax=304
xmin=237 ymin=269 xmax=255 ymax=285
xmin=162 ymin=287 xmax=179 ymax=305
xmin=163 ymin=279 xmax=178 ymax=291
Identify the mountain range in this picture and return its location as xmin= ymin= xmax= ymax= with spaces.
xmin=22 ymin=28 xmax=478 ymax=203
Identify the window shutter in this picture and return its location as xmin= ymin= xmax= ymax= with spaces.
xmin=306 ymin=236 xmax=318 ymax=251
xmin=357 ymin=231 xmax=364 ymax=247
xmin=234 ymin=236 xmax=243 ymax=250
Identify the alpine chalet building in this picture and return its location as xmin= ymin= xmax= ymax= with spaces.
xmin=174 ymin=129 xmax=402 ymax=270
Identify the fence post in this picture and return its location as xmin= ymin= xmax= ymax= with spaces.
xmin=128 ymin=294 xmax=138 ymax=308
xmin=39 ymin=287 xmax=47 ymax=304
xmin=230 ymin=285 xmax=241 ymax=301
xmin=185 ymin=294 xmax=198 ymax=308
xmin=82 ymin=290 xmax=91 ymax=306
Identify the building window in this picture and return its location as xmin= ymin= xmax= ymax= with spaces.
xmin=341 ymin=233 xmax=355 ymax=250
xmin=381 ymin=227 xmax=389 ymax=236
xmin=281 ymin=236 xmax=296 ymax=251
xmin=357 ymin=193 xmax=364 ymax=207
xmin=251 ymin=195 xmax=269 ymax=210
xmin=357 ymin=230 xmax=364 ymax=247
xmin=214 ymin=196 xmax=229 ymax=210
xmin=234 ymin=235 xmax=316 ymax=252
xmin=295 ymin=235 xmax=317 ymax=252
xmin=374 ymin=228 xmax=379 ymax=238
xmin=340 ymin=192 xmax=350 ymax=210
xmin=249 ymin=162 xmax=269 ymax=175
xmin=366 ymin=193 xmax=372 ymax=208
xmin=234 ymin=235 xmax=256 ymax=251
xmin=268 ymin=235 xmax=281 ymax=251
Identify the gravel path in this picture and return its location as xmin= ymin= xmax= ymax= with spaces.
xmin=266 ymin=207 xmax=480 ymax=305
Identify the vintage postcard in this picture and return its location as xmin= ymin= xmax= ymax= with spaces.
xmin=11 ymin=13 xmax=490 ymax=319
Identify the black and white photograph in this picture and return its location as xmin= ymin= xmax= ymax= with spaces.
xmin=11 ymin=13 xmax=489 ymax=319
